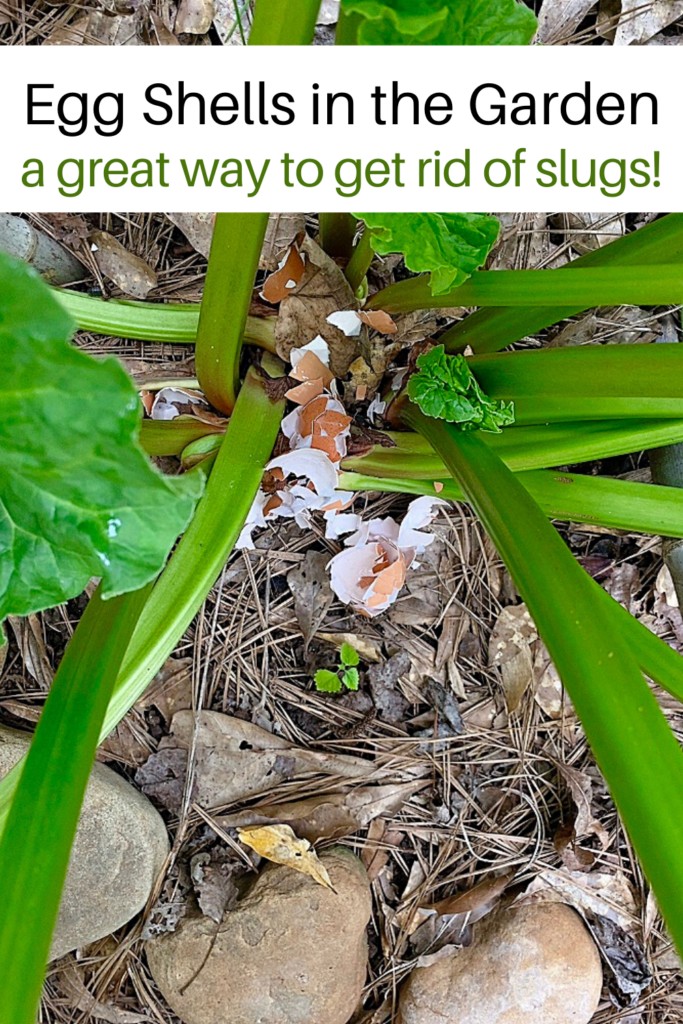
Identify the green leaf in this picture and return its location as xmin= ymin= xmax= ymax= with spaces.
xmin=0 ymin=252 xmax=203 ymax=624
xmin=340 ymin=0 xmax=537 ymax=45
xmin=407 ymin=345 xmax=515 ymax=433
xmin=404 ymin=404 xmax=683 ymax=957
xmin=314 ymin=669 xmax=343 ymax=693
xmin=340 ymin=642 xmax=360 ymax=667
xmin=354 ymin=213 xmax=499 ymax=295
xmin=0 ymin=585 xmax=148 ymax=1024
xmin=341 ymin=667 xmax=360 ymax=691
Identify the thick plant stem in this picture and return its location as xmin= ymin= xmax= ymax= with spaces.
xmin=367 ymin=266 xmax=683 ymax=315
xmin=319 ymin=213 xmax=357 ymax=260
xmin=650 ymin=443 xmax=683 ymax=607
xmin=0 ymin=586 xmax=149 ymax=1024
xmin=53 ymin=288 xmax=276 ymax=351
xmin=345 ymin=228 xmax=375 ymax=292
xmin=649 ymin=320 xmax=683 ymax=607
xmin=249 ymin=0 xmax=321 ymax=43
xmin=404 ymin=404 xmax=683 ymax=955
xmin=102 ymin=369 xmax=283 ymax=737
xmin=335 ymin=7 xmax=363 ymax=43
xmin=195 ymin=213 xmax=269 ymax=413
xmin=338 ymin=469 xmax=683 ymax=539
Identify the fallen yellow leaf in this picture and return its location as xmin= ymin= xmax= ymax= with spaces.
xmin=238 ymin=823 xmax=335 ymax=891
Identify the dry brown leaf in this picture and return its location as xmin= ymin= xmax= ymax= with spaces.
xmin=558 ymin=763 xmax=609 ymax=849
xmin=166 ymin=212 xmax=215 ymax=257
xmin=533 ymin=645 xmax=567 ymax=719
xmin=56 ymin=962 xmax=149 ymax=1023
xmin=238 ymin=824 xmax=334 ymax=890
xmin=219 ymin=780 xmax=425 ymax=842
xmin=361 ymin=818 xmax=404 ymax=881
xmin=287 ymin=550 xmax=334 ymax=648
xmin=42 ymin=13 xmax=89 ymax=44
xmin=150 ymin=11 xmax=180 ymax=44
xmin=488 ymin=604 xmax=538 ymax=712
xmin=347 ymin=357 xmax=383 ymax=402
xmin=140 ymin=656 xmax=194 ymax=722
xmin=614 ymin=0 xmax=683 ymax=43
xmin=89 ymin=230 xmax=157 ymax=298
xmin=551 ymin=212 xmax=625 ymax=255
xmin=175 ymin=0 xmax=214 ymax=34
xmin=518 ymin=868 xmax=638 ymax=933
xmin=139 ymin=710 xmax=383 ymax=811
xmin=427 ymin=869 xmax=516 ymax=919
xmin=318 ymin=632 xmax=382 ymax=662
xmin=7 ymin=615 xmax=52 ymax=689
xmin=656 ymin=564 xmax=679 ymax=609
xmin=275 ymin=235 xmax=362 ymax=376
xmin=261 ymin=213 xmax=307 ymax=270
xmin=536 ymin=0 xmax=598 ymax=43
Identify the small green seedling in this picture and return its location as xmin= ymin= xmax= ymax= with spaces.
xmin=314 ymin=642 xmax=361 ymax=693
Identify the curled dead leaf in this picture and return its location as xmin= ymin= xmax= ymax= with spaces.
xmin=238 ymin=824 xmax=334 ymax=890
xmin=89 ymin=230 xmax=157 ymax=299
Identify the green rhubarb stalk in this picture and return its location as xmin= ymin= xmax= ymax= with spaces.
xmin=53 ymin=288 xmax=276 ymax=351
xmin=439 ymin=213 xmax=683 ymax=354
xmin=339 ymin=469 xmax=683 ymax=538
xmin=471 ymin=345 xmax=683 ymax=425
xmin=403 ymin=404 xmax=683 ymax=954
xmin=342 ymin=419 xmax=683 ymax=478
xmin=367 ymin=265 xmax=683 ymax=315
xmin=319 ymin=213 xmax=357 ymax=260
xmin=195 ymin=213 xmax=269 ymax=413
xmin=345 ymin=226 xmax=376 ymax=292
xmin=249 ymin=0 xmax=321 ymax=43
xmin=140 ymin=417 xmax=225 ymax=457
xmin=0 ymin=586 xmax=149 ymax=1024
xmin=102 ymin=368 xmax=283 ymax=738
xmin=335 ymin=6 xmax=364 ymax=44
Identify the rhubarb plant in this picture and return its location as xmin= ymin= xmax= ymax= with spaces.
xmin=4 ymin=211 xmax=683 ymax=1024
xmin=5 ymin=0 xmax=683 ymax=1015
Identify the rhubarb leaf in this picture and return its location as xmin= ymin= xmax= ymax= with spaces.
xmin=354 ymin=213 xmax=499 ymax=295
xmin=0 ymin=252 xmax=203 ymax=624
xmin=341 ymin=0 xmax=537 ymax=45
xmin=408 ymin=345 xmax=515 ymax=433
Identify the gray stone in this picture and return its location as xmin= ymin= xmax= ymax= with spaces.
xmin=398 ymin=903 xmax=603 ymax=1024
xmin=147 ymin=848 xmax=371 ymax=1024
xmin=0 ymin=725 xmax=169 ymax=960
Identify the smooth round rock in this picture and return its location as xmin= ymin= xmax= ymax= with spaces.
xmin=0 ymin=725 xmax=169 ymax=960
xmin=398 ymin=903 xmax=603 ymax=1024
xmin=147 ymin=848 xmax=371 ymax=1024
